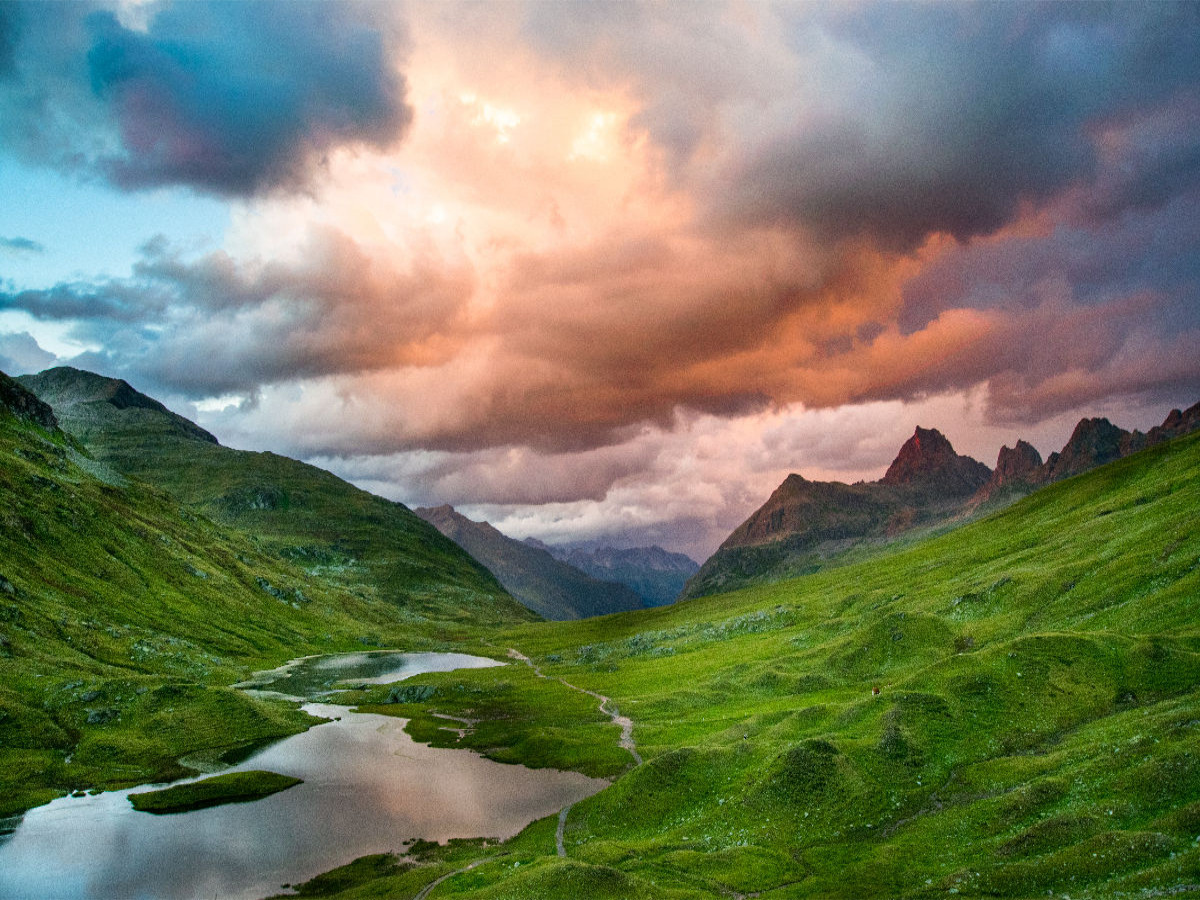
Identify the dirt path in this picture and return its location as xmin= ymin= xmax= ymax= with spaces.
xmin=507 ymin=646 xmax=642 ymax=862
xmin=411 ymin=649 xmax=644 ymax=897
xmin=413 ymin=859 xmax=485 ymax=900
xmin=506 ymin=647 xmax=642 ymax=766
xmin=555 ymin=805 xmax=570 ymax=858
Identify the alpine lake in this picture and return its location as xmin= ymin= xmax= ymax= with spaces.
xmin=0 ymin=651 xmax=608 ymax=900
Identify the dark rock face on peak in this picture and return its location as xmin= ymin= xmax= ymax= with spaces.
xmin=1043 ymin=417 xmax=1127 ymax=481
xmin=18 ymin=367 xmax=218 ymax=445
xmin=0 ymin=370 xmax=59 ymax=431
xmin=719 ymin=475 xmax=894 ymax=553
xmin=996 ymin=440 xmax=1044 ymax=481
xmin=1145 ymin=401 xmax=1200 ymax=446
xmin=881 ymin=427 xmax=991 ymax=496
xmin=973 ymin=440 xmax=1045 ymax=504
xmin=683 ymin=428 xmax=990 ymax=600
xmin=687 ymin=400 xmax=1200 ymax=601
xmin=416 ymin=505 xmax=646 ymax=620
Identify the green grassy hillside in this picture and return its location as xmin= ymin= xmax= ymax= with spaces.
xmin=18 ymin=367 xmax=527 ymax=626
xmin=0 ymin=373 xmax=529 ymax=820
xmin=297 ymin=429 xmax=1200 ymax=898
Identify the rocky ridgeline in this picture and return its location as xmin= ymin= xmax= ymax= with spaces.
xmin=684 ymin=400 xmax=1200 ymax=600
xmin=973 ymin=401 xmax=1200 ymax=503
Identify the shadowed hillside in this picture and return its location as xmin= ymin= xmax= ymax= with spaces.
xmin=0 ymin=371 xmax=527 ymax=819
xmin=416 ymin=505 xmax=646 ymax=620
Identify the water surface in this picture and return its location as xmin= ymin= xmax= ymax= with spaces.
xmin=237 ymin=650 xmax=504 ymax=698
xmin=0 ymin=653 xmax=606 ymax=900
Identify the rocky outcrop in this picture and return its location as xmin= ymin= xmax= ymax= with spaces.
xmin=0 ymin=371 xmax=59 ymax=431
xmin=688 ymin=400 xmax=1200 ymax=601
xmin=881 ymin=427 xmax=992 ymax=496
xmin=973 ymin=440 xmax=1045 ymax=504
xmin=1145 ymin=401 xmax=1200 ymax=447
xmin=1042 ymin=417 xmax=1128 ymax=481
xmin=683 ymin=428 xmax=991 ymax=600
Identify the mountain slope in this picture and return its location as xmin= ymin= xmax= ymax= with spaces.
xmin=687 ymin=406 xmax=1200 ymax=601
xmin=415 ymin=506 xmax=646 ymax=620
xmin=683 ymin=427 xmax=990 ymax=599
xmin=528 ymin=541 xmax=699 ymax=607
xmin=0 ymin=371 xmax=524 ymax=819
xmin=310 ymin=427 xmax=1200 ymax=899
xmin=18 ymin=367 xmax=527 ymax=627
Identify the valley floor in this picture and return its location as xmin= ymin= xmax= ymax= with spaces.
xmin=3 ymin=376 xmax=1199 ymax=898
xmin=282 ymin=431 xmax=1200 ymax=898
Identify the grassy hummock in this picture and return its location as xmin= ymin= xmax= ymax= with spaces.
xmin=129 ymin=770 xmax=302 ymax=814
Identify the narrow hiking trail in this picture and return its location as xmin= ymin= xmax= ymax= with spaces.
xmin=414 ymin=648 xmax=642 ymax=894
xmin=506 ymin=648 xmax=642 ymax=766
xmin=413 ymin=859 xmax=485 ymax=900
xmin=507 ymin=646 xmax=642 ymax=860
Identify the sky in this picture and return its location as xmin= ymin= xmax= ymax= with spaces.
xmin=1 ymin=1 xmax=1199 ymax=561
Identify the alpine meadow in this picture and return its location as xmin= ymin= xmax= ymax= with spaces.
xmin=1 ymin=3 xmax=1199 ymax=899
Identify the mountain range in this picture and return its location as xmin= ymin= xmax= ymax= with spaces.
xmin=415 ymin=505 xmax=647 ymax=620
xmin=4 ymin=363 xmax=1200 ymax=898
xmin=525 ymin=540 xmax=699 ymax=607
xmin=683 ymin=402 xmax=1200 ymax=599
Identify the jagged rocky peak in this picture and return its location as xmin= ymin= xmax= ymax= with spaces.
xmin=1147 ymin=400 xmax=1200 ymax=445
xmin=1045 ymin=417 xmax=1128 ymax=480
xmin=0 ymin=370 xmax=59 ymax=431
xmin=994 ymin=440 xmax=1043 ymax=484
xmin=880 ymin=426 xmax=991 ymax=494
xmin=971 ymin=439 xmax=1046 ymax=504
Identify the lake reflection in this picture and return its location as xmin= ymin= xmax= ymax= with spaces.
xmin=239 ymin=650 xmax=505 ymax=698
xmin=0 ymin=654 xmax=608 ymax=900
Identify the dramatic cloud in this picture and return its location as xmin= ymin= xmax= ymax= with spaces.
xmin=0 ymin=1 xmax=412 ymax=195
xmin=4 ymin=1 xmax=1199 ymax=555
xmin=1 ymin=228 xmax=472 ymax=398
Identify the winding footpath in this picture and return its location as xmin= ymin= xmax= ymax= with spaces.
xmin=506 ymin=648 xmax=642 ymax=766
xmin=413 ymin=859 xmax=485 ymax=900
xmin=507 ymin=647 xmax=642 ymax=860
xmin=413 ymin=649 xmax=642 ymax=896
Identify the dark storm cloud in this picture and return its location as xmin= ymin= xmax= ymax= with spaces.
xmin=899 ymin=185 xmax=1200 ymax=336
xmin=0 ymin=1 xmax=412 ymax=196
xmin=717 ymin=3 xmax=1200 ymax=250
xmin=0 ymin=228 xmax=472 ymax=399
xmin=515 ymin=3 xmax=1200 ymax=252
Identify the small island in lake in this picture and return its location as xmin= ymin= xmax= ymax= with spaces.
xmin=129 ymin=771 xmax=303 ymax=815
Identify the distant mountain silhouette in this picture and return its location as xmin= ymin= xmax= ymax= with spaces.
xmin=416 ymin=505 xmax=646 ymax=620
xmin=524 ymin=540 xmax=698 ymax=607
